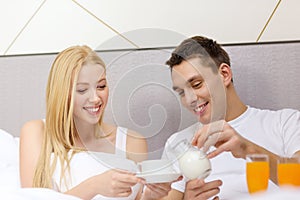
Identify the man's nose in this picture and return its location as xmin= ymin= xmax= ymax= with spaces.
xmin=185 ymin=89 xmax=197 ymax=107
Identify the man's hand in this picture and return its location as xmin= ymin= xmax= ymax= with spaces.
xmin=192 ymin=120 xmax=253 ymax=159
xmin=184 ymin=179 xmax=222 ymax=200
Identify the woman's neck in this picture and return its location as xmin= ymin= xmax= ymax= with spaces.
xmin=74 ymin=122 xmax=117 ymax=151
xmin=75 ymin=122 xmax=95 ymax=142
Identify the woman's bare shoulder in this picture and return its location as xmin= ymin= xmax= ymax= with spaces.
xmin=20 ymin=119 xmax=45 ymax=140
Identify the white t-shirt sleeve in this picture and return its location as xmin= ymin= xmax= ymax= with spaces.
xmin=280 ymin=109 xmax=300 ymax=156
xmin=171 ymin=178 xmax=186 ymax=193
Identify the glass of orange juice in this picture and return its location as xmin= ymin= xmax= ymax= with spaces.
xmin=277 ymin=155 xmax=300 ymax=187
xmin=246 ymin=154 xmax=270 ymax=194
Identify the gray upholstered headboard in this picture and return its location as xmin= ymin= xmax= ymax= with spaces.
xmin=0 ymin=42 xmax=299 ymax=159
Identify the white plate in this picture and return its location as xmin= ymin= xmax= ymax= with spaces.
xmin=89 ymin=152 xmax=138 ymax=172
xmin=137 ymin=172 xmax=181 ymax=183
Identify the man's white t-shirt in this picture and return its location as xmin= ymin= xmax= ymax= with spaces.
xmin=162 ymin=106 xmax=300 ymax=199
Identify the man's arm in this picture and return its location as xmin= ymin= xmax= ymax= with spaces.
xmin=161 ymin=179 xmax=222 ymax=200
xmin=192 ymin=120 xmax=300 ymax=184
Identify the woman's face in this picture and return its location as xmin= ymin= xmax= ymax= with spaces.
xmin=73 ymin=63 xmax=108 ymax=126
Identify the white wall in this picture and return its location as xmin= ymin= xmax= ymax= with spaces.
xmin=1 ymin=0 xmax=300 ymax=55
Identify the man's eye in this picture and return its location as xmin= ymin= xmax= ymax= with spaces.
xmin=97 ymin=85 xmax=106 ymax=89
xmin=192 ymin=82 xmax=202 ymax=88
xmin=178 ymin=91 xmax=184 ymax=97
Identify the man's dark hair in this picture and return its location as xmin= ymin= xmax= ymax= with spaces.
xmin=166 ymin=36 xmax=231 ymax=71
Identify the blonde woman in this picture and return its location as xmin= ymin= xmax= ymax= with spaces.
xmin=20 ymin=45 xmax=172 ymax=200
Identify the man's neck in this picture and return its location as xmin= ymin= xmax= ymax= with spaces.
xmin=225 ymin=85 xmax=247 ymax=121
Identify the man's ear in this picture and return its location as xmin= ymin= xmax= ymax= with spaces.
xmin=219 ymin=63 xmax=233 ymax=86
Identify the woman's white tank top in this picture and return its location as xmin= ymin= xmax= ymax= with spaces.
xmin=52 ymin=127 xmax=141 ymax=200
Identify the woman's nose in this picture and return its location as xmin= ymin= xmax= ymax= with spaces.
xmin=89 ymin=89 xmax=100 ymax=102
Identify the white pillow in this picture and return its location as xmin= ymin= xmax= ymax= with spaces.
xmin=0 ymin=129 xmax=19 ymax=164
xmin=0 ymin=129 xmax=20 ymax=189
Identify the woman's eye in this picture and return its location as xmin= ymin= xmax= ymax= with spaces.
xmin=77 ymin=89 xmax=87 ymax=93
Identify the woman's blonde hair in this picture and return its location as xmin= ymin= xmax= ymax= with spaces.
xmin=33 ymin=45 xmax=106 ymax=188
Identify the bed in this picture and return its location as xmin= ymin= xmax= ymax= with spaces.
xmin=0 ymin=129 xmax=80 ymax=200
xmin=1 ymin=129 xmax=300 ymax=200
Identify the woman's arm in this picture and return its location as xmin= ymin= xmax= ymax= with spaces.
xmin=66 ymin=128 xmax=147 ymax=199
xmin=19 ymin=120 xmax=44 ymax=187
xmin=65 ymin=169 xmax=142 ymax=200
xmin=20 ymin=123 xmax=143 ymax=199
xmin=126 ymin=129 xmax=148 ymax=163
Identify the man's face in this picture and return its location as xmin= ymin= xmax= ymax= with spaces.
xmin=171 ymin=57 xmax=226 ymax=124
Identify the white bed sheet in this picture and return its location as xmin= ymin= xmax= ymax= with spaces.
xmin=0 ymin=129 xmax=81 ymax=199
xmin=2 ymin=129 xmax=300 ymax=200
xmin=237 ymin=187 xmax=300 ymax=200
xmin=0 ymin=188 xmax=80 ymax=200
xmin=0 ymin=129 xmax=20 ymax=189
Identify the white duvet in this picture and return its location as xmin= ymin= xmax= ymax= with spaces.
xmin=0 ymin=129 xmax=80 ymax=200
xmin=2 ymin=129 xmax=300 ymax=200
xmin=0 ymin=188 xmax=80 ymax=200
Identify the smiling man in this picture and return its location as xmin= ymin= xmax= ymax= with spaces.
xmin=161 ymin=36 xmax=300 ymax=199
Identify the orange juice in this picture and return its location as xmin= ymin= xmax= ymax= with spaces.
xmin=246 ymin=161 xmax=270 ymax=193
xmin=278 ymin=163 xmax=300 ymax=186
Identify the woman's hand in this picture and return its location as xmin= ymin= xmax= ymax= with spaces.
xmin=92 ymin=169 xmax=143 ymax=197
xmin=141 ymin=176 xmax=183 ymax=200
